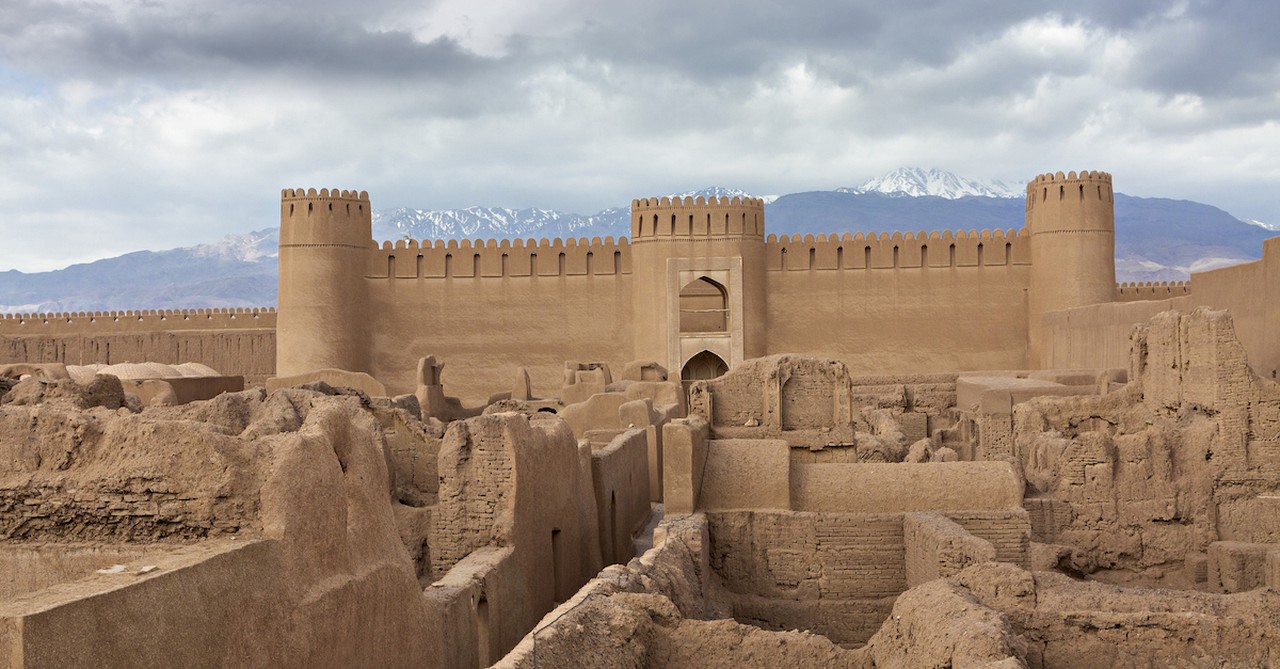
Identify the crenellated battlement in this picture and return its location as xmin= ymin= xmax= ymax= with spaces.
xmin=279 ymin=186 xmax=373 ymax=250
xmin=369 ymin=235 xmax=632 ymax=278
xmin=1115 ymin=280 xmax=1191 ymax=302
xmin=630 ymin=195 xmax=766 ymax=239
xmin=1029 ymin=170 xmax=1112 ymax=185
xmin=281 ymin=188 xmax=369 ymax=202
xmin=0 ymin=307 xmax=277 ymax=332
xmin=1026 ymin=170 xmax=1113 ymax=211
xmin=764 ymin=228 xmax=1030 ymax=270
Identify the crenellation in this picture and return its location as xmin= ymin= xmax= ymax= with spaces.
xmin=0 ymin=307 xmax=277 ymax=330
xmin=764 ymin=226 xmax=1030 ymax=272
xmin=367 ymin=234 xmax=634 ymax=279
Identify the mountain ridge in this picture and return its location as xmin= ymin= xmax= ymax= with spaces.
xmin=2 ymin=169 xmax=1273 ymax=313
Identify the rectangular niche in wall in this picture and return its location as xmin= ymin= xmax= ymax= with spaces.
xmin=780 ymin=369 xmax=836 ymax=431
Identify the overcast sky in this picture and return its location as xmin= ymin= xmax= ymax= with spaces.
xmin=2 ymin=0 xmax=1279 ymax=271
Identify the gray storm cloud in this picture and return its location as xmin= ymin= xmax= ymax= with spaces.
xmin=1 ymin=0 xmax=1278 ymax=271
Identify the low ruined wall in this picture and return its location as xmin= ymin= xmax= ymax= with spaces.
xmin=663 ymin=417 xmax=710 ymax=515
xmin=698 ymin=439 xmax=790 ymax=511
xmin=706 ymin=511 xmax=905 ymax=645
xmin=704 ymin=508 xmax=1029 ymax=646
xmin=903 ymin=513 xmax=996 ymax=588
xmin=790 ymin=461 xmax=1024 ymax=513
xmin=428 ymin=412 xmax=603 ymax=661
xmin=591 ymin=429 xmax=652 ymax=565
xmin=0 ymin=391 xmax=438 ymax=668
xmin=423 ymin=546 xmax=519 ymax=669
xmin=493 ymin=514 xmax=720 ymax=669
xmin=0 ymin=309 xmax=277 ymax=385
xmin=0 ymin=540 xmax=296 ymax=668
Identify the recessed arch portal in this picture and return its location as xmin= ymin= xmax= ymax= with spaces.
xmin=681 ymin=350 xmax=729 ymax=388
xmin=679 ymin=276 xmax=728 ymax=333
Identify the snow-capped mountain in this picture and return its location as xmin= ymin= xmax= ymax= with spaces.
xmin=189 ymin=228 xmax=278 ymax=262
xmin=840 ymin=167 xmax=1021 ymax=199
xmin=4 ymin=171 xmax=1275 ymax=311
xmin=1244 ymin=218 xmax=1279 ymax=232
xmin=370 ymin=187 xmax=777 ymax=243
xmin=372 ymin=206 xmax=629 ymax=243
xmin=671 ymin=187 xmax=779 ymax=204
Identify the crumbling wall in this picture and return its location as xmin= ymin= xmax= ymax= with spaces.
xmin=903 ymin=512 xmax=997 ymax=587
xmin=427 ymin=411 xmax=603 ymax=661
xmin=1012 ymin=308 xmax=1280 ymax=582
xmin=0 ymin=387 xmax=436 ymax=668
xmin=591 ymin=428 xmax=653 ymax=565
xmin=495 ymin=514 xmax=869 ymax=669
xmin=690 ymin=355 xmax=856 ymax=449
xmin=703 ymin=508 xmax=1029 ymax=646
xmin=0 ymin=380 xmax=270 ymax=543
xmin=705 ymin=511 xmax=904 ymax=645
xmin=429 ymin=419 xmax=517 ymax=577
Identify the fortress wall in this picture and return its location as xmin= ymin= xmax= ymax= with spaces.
xmin=1040 ymin=298 xmax=1190 ymax=370
xmin=364 ymin=238 xmax=634 ymax=399
xmin=0 ymin=308 xmax=277 ymax=383
xmin=1186 ymin=236 xmax=1280 ymax=380
xmin=370 ymin=236 xmax=631 ymax=279
xmin=764 ymin=230 xmax=1032 ymax=374
xmin=1043 ymin=236 xmax=1279 ymax=379
xmin=1115 ymin=281 xmax=1191 ymax=303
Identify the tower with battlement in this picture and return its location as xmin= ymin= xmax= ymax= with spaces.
xmin=629 ymin=195 xmax=768 ymax=379
xmin=1025 ymin=170 xmax=1117 ymax=367
xmin=277 ymin=188 xmax=373 ymax=377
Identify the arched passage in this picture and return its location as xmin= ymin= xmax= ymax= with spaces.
xmin=681 ymin=350 xmax=729 ymax=389
xmin=679 ymin=277 xmax=728 ymax=333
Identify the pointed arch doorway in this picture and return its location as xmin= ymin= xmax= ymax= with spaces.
xmin=681 ymin=350 xmax=729 ymax=393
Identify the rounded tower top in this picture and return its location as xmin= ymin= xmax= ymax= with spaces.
xmin=630 ymin=195 xmax=766 ymax=241
xmin=280 ymin=187 xmax=373 ymax=248
xmin=1026 ymin=170 xmax=1112 ymax=214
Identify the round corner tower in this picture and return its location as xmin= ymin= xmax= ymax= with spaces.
xmin=277 ymin=187 xmax=373 ymax=377
xmin=1026 ymin=170 xmax=1117 ymax=367
xmin=628 ymin=195 xmax=767 ymax=383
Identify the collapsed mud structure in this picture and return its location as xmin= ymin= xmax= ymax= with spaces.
xmin=2 ymin=308 xmax=1278 ymax=667
xmin=495 ymin=308 xmax=1280 ymax=668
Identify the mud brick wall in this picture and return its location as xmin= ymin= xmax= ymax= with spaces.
xmin=949 ymin=510 xmax=1030 ymax=567
xmin=430 ymin=419 xmax=516 ymax=579
xmin=904 ymin=513 xmax=997 ymax=587
xmin=705 ymin=511 xmax=906 ymax=644
xmin=0 ymin=485 xmax=245 ymax=542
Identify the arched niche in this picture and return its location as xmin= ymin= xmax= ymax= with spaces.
xmin=679 ymin=277 xmax=728 ymax=333
xmin=682 ymin=350 xmax=729 ymax=386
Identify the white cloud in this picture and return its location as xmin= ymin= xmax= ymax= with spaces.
xmin=1 ymin=0 xmax=1278 ymax=272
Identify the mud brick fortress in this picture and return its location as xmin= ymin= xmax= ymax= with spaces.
xmin=2 ymin=169 xmax=1276 ymax=397
xmin=2 ymin=170 xmax=1280 ymax=668
xmin=276 ymin=170 xmax=1155 ymax=399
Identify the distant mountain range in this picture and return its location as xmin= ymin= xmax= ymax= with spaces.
xmin=2 ymin=168 xmax=1275 ymax=313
